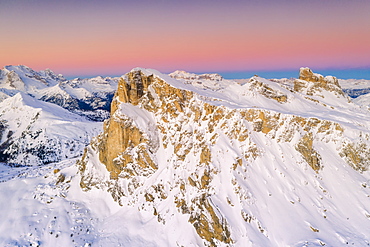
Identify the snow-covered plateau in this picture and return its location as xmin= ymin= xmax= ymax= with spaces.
xmin=0 ymin=65 xmax=369 ymax=247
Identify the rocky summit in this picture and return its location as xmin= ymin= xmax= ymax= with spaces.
xmin=75 ymin=68 xmax=370 ymax=246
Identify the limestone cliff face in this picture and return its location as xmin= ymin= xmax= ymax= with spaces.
xmin=78 ymin=68 xmax=370 ymax=246
xmin=97 ymin=72 xmax=157 ymax=179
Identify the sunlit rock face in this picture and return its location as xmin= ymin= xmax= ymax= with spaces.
xmin=78 ymin=68 xmax=370 ymax=246
xmin=294 ymin=67 xmax=345 ymax=97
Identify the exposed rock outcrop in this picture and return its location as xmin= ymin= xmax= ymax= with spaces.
xmin=78 ymin=68 xmax=370 ymax=246
xmin=294 ymin=67 xmax=345 ymax=97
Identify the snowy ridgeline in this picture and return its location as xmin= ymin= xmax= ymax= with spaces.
xmin=0 ymin=66 xmax=370 ymax=246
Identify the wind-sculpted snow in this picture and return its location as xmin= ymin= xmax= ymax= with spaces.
xmin=77 ymin=68 xmax=370 ymax=246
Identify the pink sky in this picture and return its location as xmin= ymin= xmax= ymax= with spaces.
xmin=1 ymin=0 xmax=370 ymax=76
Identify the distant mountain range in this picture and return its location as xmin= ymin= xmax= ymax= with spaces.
xmin=0 ymin=65 xmax=118 ymax=121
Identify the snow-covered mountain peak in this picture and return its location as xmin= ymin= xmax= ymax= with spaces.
xmin=0 ymin=65 xmax=62 ymax=92
xmin=4 ymin=64 xmax=33 ymax=74
xmin=77 ymin=68 xmax=370 ymax=246
xmin=3 ymin=65 xmax=66 ymax=85
xmin=0 ymin=67 xmax=26 ymax=91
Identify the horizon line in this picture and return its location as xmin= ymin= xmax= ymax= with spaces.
xmin=63 ymin=68 xmax=370 ymax=80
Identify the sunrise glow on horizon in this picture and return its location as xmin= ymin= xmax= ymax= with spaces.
xmin=1 ymin=0 xmax=370 ymax=78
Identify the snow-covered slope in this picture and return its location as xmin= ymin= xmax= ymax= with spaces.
xmin=353 ymin=93 xmax=370 ymax=108
xmin=74 ymin=68 xmax=370 ymax=246
xmin=0 ymin=92 xmax=101 ymax=166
